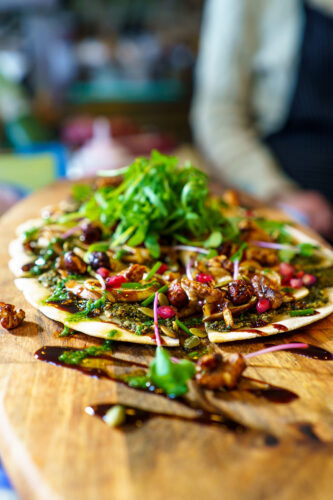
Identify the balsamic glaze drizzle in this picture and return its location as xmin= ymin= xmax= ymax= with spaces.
xmin=85 ymin=404 xmax=241 ymax=430
xmin=265 ymin=342 xmax=333 ymax=361
xmin=34 ymin=340 xmax=333 ymax=434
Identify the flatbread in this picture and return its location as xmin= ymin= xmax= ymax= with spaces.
xmin=14 ymin=276 xmax=179 ymax=346
xmin=207 ymin=226 xmax=333 ymax=342
xmin=9 ymin=219 xmax=179 ymax=346
xmin=9 ymin=217 xmax=333 ymax=345
xmin=207 ymin=287 xmax=333 ymax=342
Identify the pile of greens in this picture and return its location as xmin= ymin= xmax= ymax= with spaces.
xmin=69 ymin=150 xmax=233 ymax=257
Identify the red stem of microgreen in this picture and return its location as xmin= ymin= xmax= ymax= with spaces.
xmin=233 ymin=259 xmax=239 ymax=280
xmin=250 ymin=240 xmax=297 ymax=252
xmin=173 ymin=245 xmax=210 ymax=255
xmin=186 ymin=259 xmax=193 ymax=280
xmin=153 ymin=292 xmax=162 ymax=347
xmin=61 ymin=223 xmax=83 ymax=240
xmin=244 ymin=342 xmax=308 ymax=360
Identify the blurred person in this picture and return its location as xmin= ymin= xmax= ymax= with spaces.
xmin=191 ymin=0 xmax=333 ymax=239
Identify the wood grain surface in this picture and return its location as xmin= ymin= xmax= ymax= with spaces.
xmin=1 ymin=182 xmax=333 ymax=500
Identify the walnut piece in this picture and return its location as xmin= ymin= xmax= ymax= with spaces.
xmin=195 ymin=352 xmax=246 ymax=390
xmin=0 ymin=302 xmax=25 ymax=330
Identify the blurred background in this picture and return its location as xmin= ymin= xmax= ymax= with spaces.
xmin=1 ymin=0 xmax=333 ymax=239
xmin=0 ymin=0 xmax=203 ymax=213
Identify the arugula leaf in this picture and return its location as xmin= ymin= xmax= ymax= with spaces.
xmin=205 ymin=249 xmax=218 ymax=259
xmin=298 ymin=243 xmax=318 ymax=257
xmin=203 ymin=230 xmax=223 ymax=248
xmin=256 ymin=219 xmax=288 ymax=236
xmin=230 ymin=242 xmax=248 ymax=262
xmin=75 ymin=151 xmax=228 ymax=257
xmin=149 ymin=347 xmax=195 ymax=398
xmin=23 ymin=226 xmax=39 ymax=242
xmin=71 ymin=184 xmax=93 ymax=202
xmin=145 ymin=232 xmax=160 ymax=258
xmin=274 ymin=227 xmax=294 ymax=262
xmin=114 ymin=249 xmax=128 ymax=260
xmin=88 ymin=242 xmax=110 ymax=253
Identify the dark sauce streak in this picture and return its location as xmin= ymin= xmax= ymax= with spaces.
xmin=264 ymin=434 xmax=280 ymax=447
xmin=265 ymin=342 xmax=333 ymax=361
xmin=241 ymin=376 xmax=299 ymax=403
xmin=86 ymin=403 xmax=241 ymax=431
xmin=238 ymin=328 xmax=266 ymax=336
xmin=297 ymin=423 xmax=322 ymax=443
xmin=271 ymin=324 xmax=288 ymax=332
xmin=247 ymin=387 xmax=298 ymax=404
xmin=35 ymin=346 xmax=148 ymax=370
xmin=238 ymin=324 xmax=288 ymax=335
xmin=49 ymin=301 xmax=82 ymax=314
xmin=34 ymin=346 xmax=245 ymax=432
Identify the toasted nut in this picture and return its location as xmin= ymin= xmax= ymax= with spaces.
xmin=189 ymin=327 xmax=207 ymax=338
xmin=0 ymin=302 xmax=25 ymax=330
xmin=160 ymin=325 xmax=177 ymax=338
xmin=138 ymin=307 xmax=154 ymax=318
xmin=103 ymin=405 xmax=126 ymax=427
xmin=184 ymin=336 xmax=201 ymax=350
xmin=158 ymin=293 xmax=169 ymax=306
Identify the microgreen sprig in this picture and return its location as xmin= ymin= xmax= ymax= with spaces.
xmin=77 ymin=151 xmax=229 ymax=257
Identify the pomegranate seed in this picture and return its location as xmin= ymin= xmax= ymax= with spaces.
xmin=256 ymin=298 xmax=271 ymax=314
xmin=196 ymin=273 xmax=214 ymax=284
xmin=290 ymin=278 xmax=303 ymax=289
xmin=302 ymin=274 xmax=317 ymax=286
xmin=279 ymin=262 xmax=294 ymax=278
xmin=157 ymin=263 xmax=168 ymax=275
xmin=106 ymin=275 xmax=127 ymax=289
xmin=295 ymin=271 xmax=305 ymax=279
xmin=97 ymin=267 xmax=110 ymax=279
xmin=157 ymin=306 xmax=176 ymax=319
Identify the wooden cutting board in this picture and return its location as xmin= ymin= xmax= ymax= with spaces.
xmin=1 ymin=181 xmax=333 ymax=500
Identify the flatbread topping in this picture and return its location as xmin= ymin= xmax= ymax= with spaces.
xmin=9 ymin=151 xmax=333 ymax=347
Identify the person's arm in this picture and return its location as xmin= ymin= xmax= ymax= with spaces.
xmin=191 ymin=0 xmax=298 ymax=201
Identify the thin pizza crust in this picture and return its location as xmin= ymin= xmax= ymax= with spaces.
xmin=208 ymin=225 xmax=333 ymax=342
xmin=14 ymin=277 xmax=179 ymax=346
xmin=10 ymin=219 xmax=179 ymax=346
xmin=9 ymin=218 xmax=333 ymax=345
xmin=207 ymin=287 xmax=333 ymax=342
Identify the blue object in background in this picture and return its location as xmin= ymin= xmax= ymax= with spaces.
xmin=0 ymin=459 xmax=19 ymax=500
xmin=15 ymin=141 xmax=68 ymax=178
xmin=0 ymin=142 xmax=68 ymax=214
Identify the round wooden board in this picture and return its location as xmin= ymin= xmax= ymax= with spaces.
xmin=1 ymin=181 xmax=333 ymax=500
